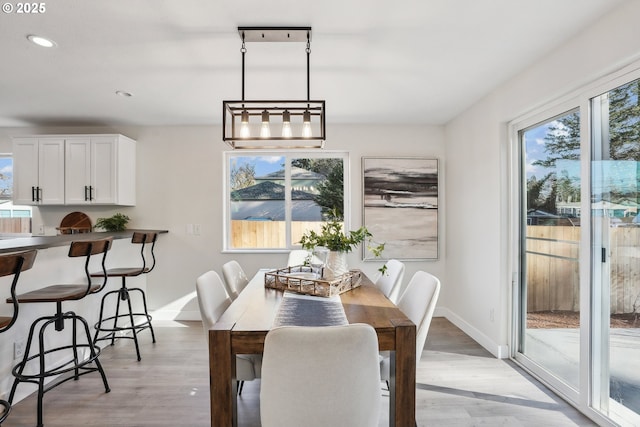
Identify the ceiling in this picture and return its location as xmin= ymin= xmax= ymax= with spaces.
xmin=0 ymin=0 xmax=627 ymax=128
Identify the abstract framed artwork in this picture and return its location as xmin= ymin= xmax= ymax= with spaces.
xmin=362 ymin=157 xmax=439 ymax=260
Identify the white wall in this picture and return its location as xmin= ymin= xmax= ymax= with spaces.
xmin=444 ymin=0 xmax=640 ymax=357
xmin=0 ymin=124 xmax=446 ymax=322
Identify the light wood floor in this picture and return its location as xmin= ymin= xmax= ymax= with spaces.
xmin=3 ymin=318 xmax=596 ymax=427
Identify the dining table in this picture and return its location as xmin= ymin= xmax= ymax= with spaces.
xmin=209 ymin=268 xmax=416 ymax=427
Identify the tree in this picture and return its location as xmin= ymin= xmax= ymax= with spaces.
xmin=291 ymin=158 xmax=344 ymax=216
xmin=609 ymin=79 xmax=640 ymax=161
xmin=315 ymin=164 xmax=344 ymax=218
xmin=230 ymin=163 xmax=255 ymax=191
xmin=533 ymin=112 xmax=580 ymax=169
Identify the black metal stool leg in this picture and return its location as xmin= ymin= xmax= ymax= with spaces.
xmin=93 ymin=289 xmax=114 ymax=345
xmin=0 ymin=399 xmax=11 ymax=424
xmin=124 ymin=288 xmax=142 ymax=361
xmin=77 ymin=314 xmax=110 ymax=393
xmin=130 ymin=287 xmax=156 ymax=343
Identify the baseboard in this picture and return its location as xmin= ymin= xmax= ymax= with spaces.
xmin=436 ymin=307 xmax=509 ymax=359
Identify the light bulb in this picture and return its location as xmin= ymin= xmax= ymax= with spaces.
xmin=240 ymin=110 xmax=250 ymax=139
xmin=260 ymin=110 xmax=271 ymax=138
xmin=302 ymin=110 xmax=312 ymax=138
xmin=282 ymin=110 xmax=292 ymax=138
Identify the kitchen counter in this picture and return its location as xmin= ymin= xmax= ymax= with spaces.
xmin=0 ymin=229 xmax=168 ymax=254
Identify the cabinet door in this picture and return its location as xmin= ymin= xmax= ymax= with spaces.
xmin=12 ymin=138 xmax=40 ymax=205
xmin=38 ymin=139 xmax=65 ymax=205
xmin=90 ymin=137 xmax=117 ymax=204
xmin=64 ymin=138 xmax=92 ymax=204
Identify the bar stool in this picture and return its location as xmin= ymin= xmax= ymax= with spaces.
xmin=8 ymin=238 xmax=112 ymax=427
xmin=92 ymin=231 xmax=158 ymax=361
xmin=0 ymin=249 xmax=37 ymax=425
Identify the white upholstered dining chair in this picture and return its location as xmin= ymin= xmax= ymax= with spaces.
xmin=260 ymin=324 xmax=381 ymax=427
xmin=195 ymin=270 xmax=260 ymax=394
xmin=374 ymin=259 xmax=405 ymax=303
xmin=380 ymin=270 xmax=440 ymax=382
xmin=221 ymin=260 xmax=250 ymax=300
xmin=286 ymin=249 xmax=310 ymax=266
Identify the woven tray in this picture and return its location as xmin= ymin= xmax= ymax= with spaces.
xmin=264 ymin=266 xmax=362 ymax=297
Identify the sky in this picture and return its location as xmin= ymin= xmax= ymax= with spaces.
xmin=230 ymin=155 xmax=284 ymax=178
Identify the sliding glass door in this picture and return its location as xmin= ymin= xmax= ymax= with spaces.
xmin=514 ymin=74 xmax=640 ymax=426
xmin=591 ymin=78 xmax=640 ymax=425
xmin=518 ymin=110 xmax=582 ymax=390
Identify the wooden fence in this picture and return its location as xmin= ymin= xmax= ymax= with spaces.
xmin=0 ymin=218 xmax=31 ymax=234
xmin=230 ymin=220 xmax=325 ymax=249
xmin=527 ymin=225 xmax=640 ymax=314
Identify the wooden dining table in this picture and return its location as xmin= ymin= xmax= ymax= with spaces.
xmin=209 ymin=269 xmax=416 ymax=427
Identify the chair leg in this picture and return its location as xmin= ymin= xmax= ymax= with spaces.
xmin=93 ymin=288 xmax=120 ymax=346
xmin=77 ymin=313 xmax=110 ymax=393
xmin=130 ymin=287 xmax=156 ymax=343
xmin=125 ymin=289 xmax=142 ymax=362
xmin=0 ymin=399 xmax=11 ymax=424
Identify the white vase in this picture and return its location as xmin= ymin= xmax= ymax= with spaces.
xmin=324 ymin=251 xmax=348 ymax=279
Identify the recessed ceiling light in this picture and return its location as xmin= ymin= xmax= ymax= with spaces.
xmin=26 ymin=34 xmax=56 ymax=48
xmin=115 ymin=90 xmax=133 ymax=97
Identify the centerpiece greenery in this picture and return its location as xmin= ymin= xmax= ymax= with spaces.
xmin=299 ymin=209 xmax=386 ymax=274
xmin=95 ymin=213 xmax=130 ymax=232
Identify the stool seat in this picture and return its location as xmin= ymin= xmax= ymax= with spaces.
xmin=10 ymin=284 xmax=102 ymax=303
xmin=91 ymin=267 xmax=150 ymax=277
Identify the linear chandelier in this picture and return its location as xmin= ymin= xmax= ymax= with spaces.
xmin=223 ymin=27 xmax=326 ymax=149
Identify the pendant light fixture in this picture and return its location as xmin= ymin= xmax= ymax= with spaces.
xmin=223 ymin=27 xmax=326 ymax=149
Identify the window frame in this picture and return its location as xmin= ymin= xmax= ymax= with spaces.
xmin=223 ymin=150 xmax=350 ymax=253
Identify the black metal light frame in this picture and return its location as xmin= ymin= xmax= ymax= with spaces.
xmin=222 ymin=27 xmax=326 ymax=149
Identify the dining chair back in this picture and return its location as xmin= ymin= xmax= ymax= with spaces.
xmin=286 ymin=249 xmax=309 ymax=266
xmin=380 ymin=270 xmax=440 ymax=381
xmin=195 ymin=270 xmax=232 ymax=333
xmin=374 ymin=259 xmax=405 ymax=303
xmin=195 ymin=270 xmax=259 ymax=394
xmin=221 ymin=260 xmax=249 ymax=300
xmin=260 ymin=324 xmax=381 ymax=427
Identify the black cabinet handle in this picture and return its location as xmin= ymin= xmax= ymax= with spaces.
xmin=31 ymin=186 xmax=36 ymax=202
xmin=89 ymin=186 xmax=94 ymax=201
xmin=84 ymin=186 xmax=89 ymax=201
xmin=37 ymin=187 xmax=42 ymax=202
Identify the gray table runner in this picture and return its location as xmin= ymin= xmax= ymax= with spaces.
xmin=273 ymin=292 xmax=348 ymax=327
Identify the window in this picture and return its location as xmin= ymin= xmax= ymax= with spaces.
xmin=225 ymin=152 xmax=348 ymax=251
xmin=0 ymin=155 xmax=13 ymax=200
xmin=0 ymin=154 xmax=32 ymax=234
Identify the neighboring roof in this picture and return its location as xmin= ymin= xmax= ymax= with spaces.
xmin=231 ymin=181 xmax=316 ymax=201
xmin=256 ymin=167 xmax=326 ymax=181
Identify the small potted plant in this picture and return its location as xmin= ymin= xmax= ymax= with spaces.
xmin=299 ymin=209 xmax=385 ymax=278
xmin=95 ymin=213 xmax=130 ymax=232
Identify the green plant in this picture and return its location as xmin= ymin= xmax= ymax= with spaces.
xmin=299 ymin=209 xmax=386 ymax=273
xmin=95 ymin=213 xmax=130 ymax=232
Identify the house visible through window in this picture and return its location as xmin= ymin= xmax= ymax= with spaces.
xmin=225 ymin=152 xmax=348 ymax=250
xmin=0 ymin=155 xmax=32 ymax=234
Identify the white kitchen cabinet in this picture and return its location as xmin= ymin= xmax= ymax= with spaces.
xmin=12 ymin=137 xmax=65 ymax=205
xmin=65 ymin=135 xmax=136 ymax=205
xmin=12 ymin=134 xmax=136 ymax=206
